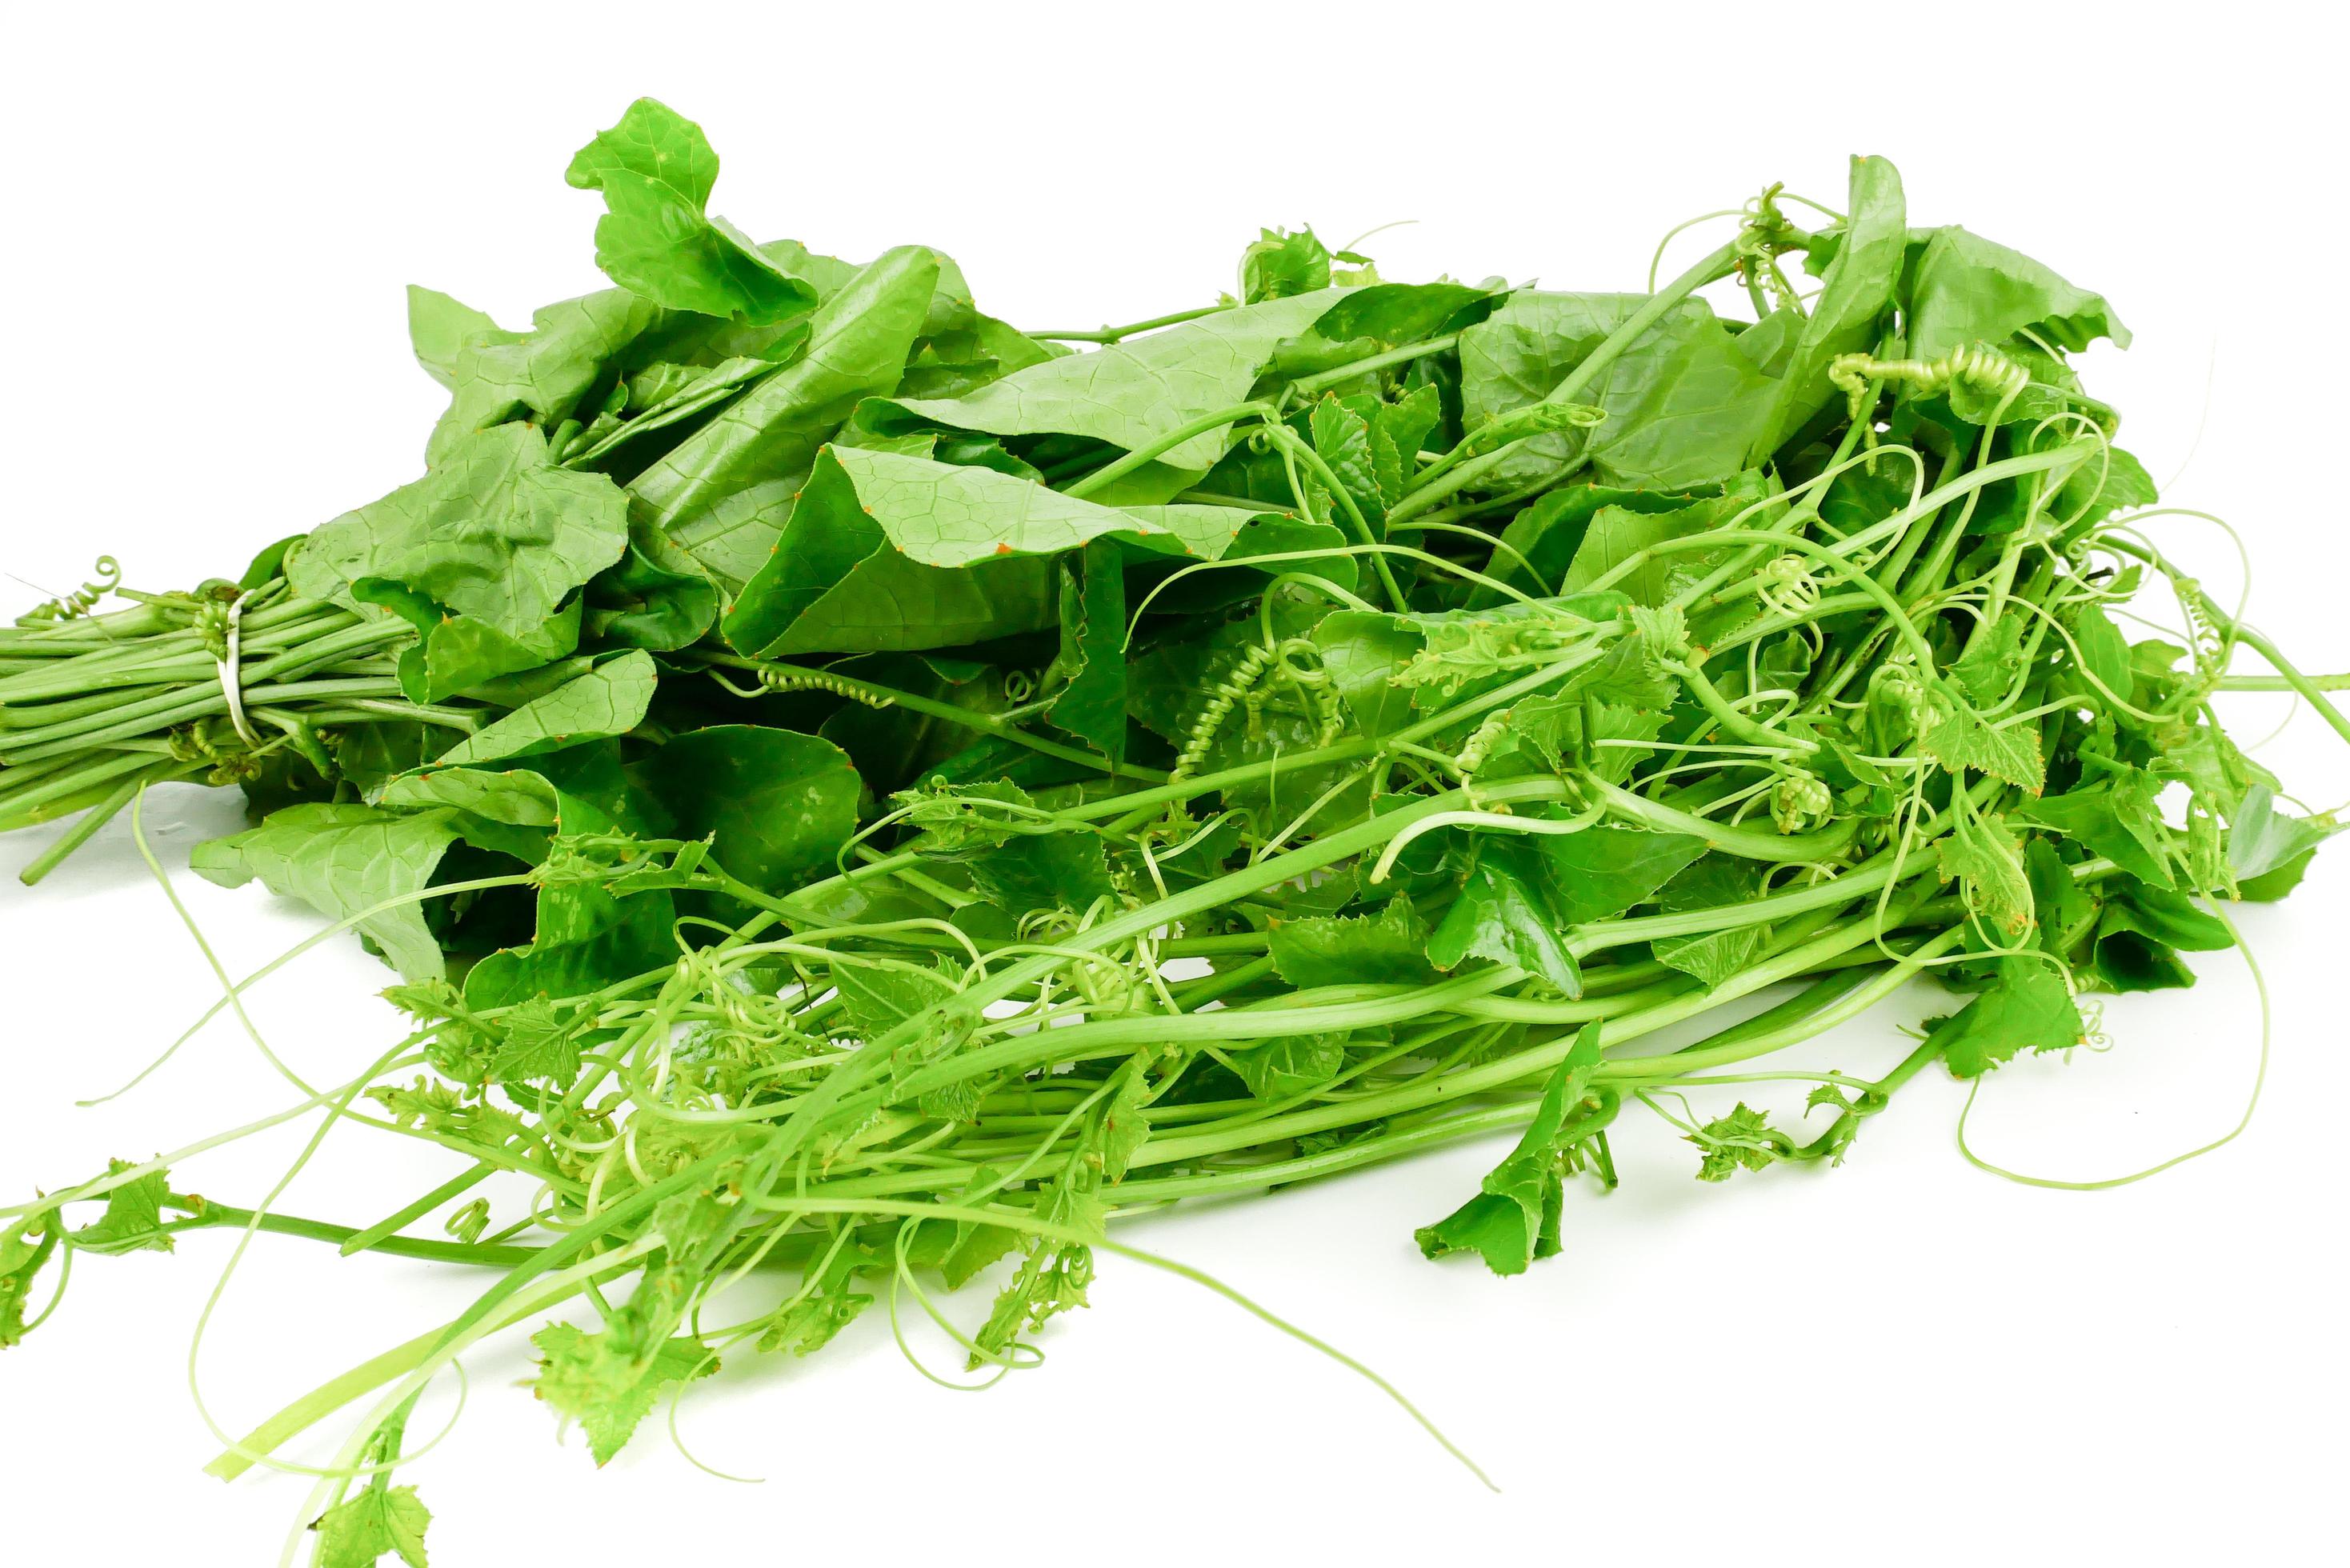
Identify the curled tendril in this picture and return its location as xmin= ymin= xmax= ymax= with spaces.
xmin=1830 ymin=342 xmax=2033 ymax=454
xmin=741 ymin=664 xmax=896 ymax=709
xmin=1172 ymin=641 xmax=1276 ymax=778
xmin=14 ymin=554 xmax=119 ymax=626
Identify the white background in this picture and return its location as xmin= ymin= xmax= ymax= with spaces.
xmin=2 ymin=4 xmax=2344 ymax=1564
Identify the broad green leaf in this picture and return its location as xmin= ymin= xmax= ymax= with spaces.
xmin=289 ymin=424 xmax=630 ymax=640
xmin=1228 ymin=1032 xmax=1349 ymax=1101
xmin=1266 ymin=893 xmax=1435 ymax=988
xmin=2063 ymin=599 xmax=2135 ymax=707
xmin=565 ymin=98 xmax=817 ymax=324
xmin=462 ymin=864 xmax=676 ymax=1010
xmin=628 ymin=725 xmax=860 ymax=893
xmin=1904 ymin=226 xmax=2129 ymax=358
xmin=583 ymin=512 xmax=722 ymax=651
xmin=2091 ymin=880 xmax=2234 ymax=990
xmin=2024 ymin=837 xmax=2096 ymax=955
xmin=720 ymin=446 xmax=1238 ymax=657
xmin=1751 ymin=154 xmax=1906 ymax=460
xmin=356 ymin=583 xmax=581 ymax=706
xmin=2014 ymin=771 xmax=2172 ymax=887
xmin=378 ymin=765 xmax=564 ymax=862
xmin=832 ymin=962 xmax=958 ymax=1045
xmin=1426 ymin=838 xmax=1583 ymax=996
xmin=429 ymin=651 xmax=657 ymax=767
xmin=1559 ymin=472 xmax=1777 ymax=605
xmin=630 ymin=245 xmax=942 ymax=528
xmin=2227 ymin=783 xmax=2333 ymax=886
xmin=418 ymin=287 xmax=660 ymax=466
xmin=1458 ymin=293 xmax=1775 ymax=490
xmin=406 ymin=285 xmax=502 ymax=389
xmin=1928 ymin=956 xmax=2083 ymax=1077
xmin=190 ymin=804 xmax=463 ymax=982
xmin=879 ymin=288 xmax=1343 ymax=472
xmin=1649 ymin=856 xmax=1771 ymax=989
xmin=1536 ymin=825 xmax=1707 ymax=926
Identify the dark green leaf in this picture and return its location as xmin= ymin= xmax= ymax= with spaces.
xmin=629 ymin=725 xmax=859 ymax=893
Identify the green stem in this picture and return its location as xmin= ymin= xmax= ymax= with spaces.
xmin=1063 ymin=401 xmax=1274 ymax=501
xmin=14 ymin=768 xmax=153 ymax=884
xmin=1025 ymin=305 xmax=1230 ymax=343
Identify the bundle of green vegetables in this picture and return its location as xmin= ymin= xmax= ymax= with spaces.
xmin=5 ymin=98 xmax=2345 ymax=1566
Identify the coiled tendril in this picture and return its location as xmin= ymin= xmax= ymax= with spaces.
xmin=15 ymin=555 xmax=120 ymax=626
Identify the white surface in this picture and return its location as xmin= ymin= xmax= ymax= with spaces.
xmin=3 ymin=5 xmax=2344 ymax=1564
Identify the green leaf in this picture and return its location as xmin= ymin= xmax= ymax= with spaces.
xmin=1228 ymin=1032 xmax=1350 ymax=1102
xmin=361 ymin=591 xmax=581 ymax=706
xmin=1920 ymin=694 xmax=2046 ymax=795
xmin=1266 ymin=893 xmax=1435 ymax=988
xmin=584 ymin=512 xmax=722 ymax=651
xmin=721 ymin=445 xmax=1239 ymax=657
xmin=565 ymin=98 xmax=817 ymax=324
xmin=1309 ymin=396 xmax=1383 ymax=526
xmin=1649 ymin=856 xmax=1771 ymax=989
xmin=531 ymin=1324 xmax=717 ymax=1466
xmin=191 ymin=804 xmax=464 ymax=982
xmin=1239 ymin=226 xmax=1331 ymax=302
xmin=1935 ymin=814 xmax=2036 ymax=942
xmin=2065 ymin=599 xmax=2135 ymax=704
xmin=1368 ymin=385 xmax=1443 ymax=510
xmin=70 ymin=1159 xmax=174 ymax=1255
xmin=631 ymin=245 xmax=942 ymax=529
xmin=1751 ymin=154 xmax=1906 ymax=459
xmin=1559 ymin=473 xmax=1778 ymax=606
xmin=1426 ymin=838 xmax=1583 ymax=996
xmin=2228 ymin=784 xmax=2333 ymax=888
xmin=879 ymin=288 xmax=1343 ymax=474
xmin=1536 ymin=825 xmax=1708 ymax=926
xmin=1 ymin=1220 xmax=55 ymax=1347
xmin=418 ymin=286 xmax=658 ymax=466
xmin=629 ymin=725 xmax=859 ymax=893
xmin=2014 ymin=771 xmax=2173 ymax=888
xmin=2091 ymin=880 xmax=2234 ymax=991
xmin=1477 ymin=478 xmax=1731 ymax=602
xmin=1415 ymin=1026 xmax=1613 ymax=1274
xmin=1690 ymin=1102 xmax=1779 ymax=1182
xmin=2024 ymin=837 xmax=2096 ymax=956
xmin=288 ymin=424 xmax=630 ymax=640
xmin=1904 ymin=226 xmax=2129 ymax=358
xmin=1928 ymin=956 xmax=2083 ymax=1078
xmin=406 ymin=286 xmax=502 ymax=389
xmin=427 ymin=652 xmax=657 ymax=768
xmin=1041 ymin=539 xmax=1128 ymax=760
xmin=1458 ymin=293 xmax=1776 ymax=490
xmin=832 ymin=962 xmax=958 ymax=1044
xmin=462 ymin=848 xmax=678 ymax=1010
xmin=311 ymin=1484 xmax=431 ymax=1568
xmin=485 ymin=998 xmax=582 ymax=1087
xmin=760 ymin=1242 xmax=873 ymax=1354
